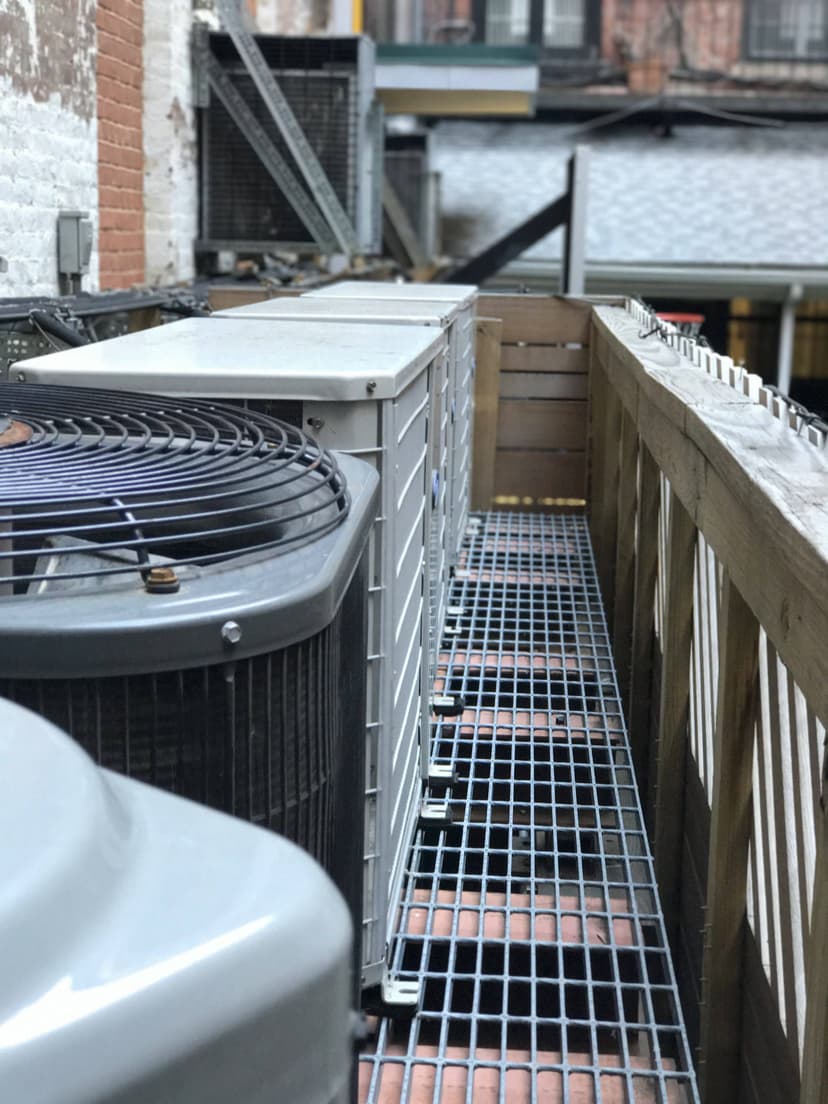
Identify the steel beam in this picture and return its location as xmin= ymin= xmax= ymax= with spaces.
xmin=446 ymin=192 xmax=570 ymax=285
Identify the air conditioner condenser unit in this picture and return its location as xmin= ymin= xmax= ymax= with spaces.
xmin=12 ymin=321 xmax=447 ymax=1003
xmin=306 ymin=281 xmax=478 ymax=571
xmin=0 ymin=697 xmax=354 ymax=1104
xmin=211 ymin=293 xmax=458 ymax=722
xmin=0 ymin=381 xmax=376 ymax=1013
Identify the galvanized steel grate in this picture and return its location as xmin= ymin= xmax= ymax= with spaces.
xmin=360 ymin=511 xmax=700 ymax=1104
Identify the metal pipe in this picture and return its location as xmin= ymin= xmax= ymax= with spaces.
xmin=776 ymin=282 xmax=803 ymax=396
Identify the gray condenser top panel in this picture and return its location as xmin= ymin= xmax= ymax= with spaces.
xmin=14 ymin=317 xmax=446 ymax=403
xmin=0 ymin=699 xmax=353 ymax=1104
xmin=214 ymin=296 xmax=458 ymax=327
xmin=306 ymin=280 xmax=478 ymax=310
xmin=0 ymin=452 xmax=378 ymax=679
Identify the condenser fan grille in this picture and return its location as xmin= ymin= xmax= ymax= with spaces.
xmin=0 ymin=382 xmax=348 ymax=588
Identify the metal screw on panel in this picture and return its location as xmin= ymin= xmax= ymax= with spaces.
xmin=366 ymin=380 xmax=376 ymax=394
xmin=307 ymin=417 xmax=325 ymax=431
xmin=16 ymin=372 xmax=25 ymax=382
xmin=221 ymin=620 xmax=242 ymax=646
xmin=144 ymin=566 xmax=179 ymax=594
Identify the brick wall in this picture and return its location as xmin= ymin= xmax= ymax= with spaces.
xmin=0 ymin=0 xmax=99 ymax=297
xmin=97 ymin=0 xmax=145 ymax=289
xmin=601 ymin=0 xmax=745 ymax=71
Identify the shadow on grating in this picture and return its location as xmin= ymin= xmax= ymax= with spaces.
xmin=360 ymin=512 xmax=699 ymax=1104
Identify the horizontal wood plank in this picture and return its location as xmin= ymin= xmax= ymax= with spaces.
xmin=500 ymin=345 xmax=589 ymax=374
xmin=477 ymin=294 xmax=591 ymax=345
xmin=500 ymin=372 xmax=587 ymax=401
xmin=494 ymin=449 xmax=586 ymax=500
xmin=498 ymin=399 xmax=587 ymax=450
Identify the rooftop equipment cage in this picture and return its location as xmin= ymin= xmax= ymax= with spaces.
xmin=0 ymin=697 xmax=354 ymax=1104
xmin=12 ymin=321 xmax=447 ymax=1006
xmin=193 ymin=30 xmax=382 ymax=259
xmin=0 ymin=381 xmax=376 ymax=1010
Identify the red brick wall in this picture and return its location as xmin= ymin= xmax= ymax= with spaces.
xmin=97 ymin=0 xmax=145 ymax=289
xmin=601 ymin=0 xmax=745 ymax=71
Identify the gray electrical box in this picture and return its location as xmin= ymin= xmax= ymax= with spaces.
xmin=57 ymin=210 xmax=92 ymax=292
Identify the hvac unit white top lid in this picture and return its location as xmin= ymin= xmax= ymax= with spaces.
xmin=215 ymin=295 xmax=457 ymax=327
xmin=306 ymin=280 xmax=478 ymax=310
xmin=14 ymin=317 xmax=447 ymax=402
xmin=0 ymin=700 xmax=352 ymax=1104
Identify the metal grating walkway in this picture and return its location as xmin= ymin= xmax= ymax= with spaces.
xmin=360 ymin=512 xmax=700 ymax=1104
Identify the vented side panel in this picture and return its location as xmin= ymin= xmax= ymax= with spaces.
xmin=203 ymin=70 xmax=357 ymax=246
xmin=385 ymin=369 xmax=431 ymax=945
xmin=0 ymin=588 xmax=366 ymax=949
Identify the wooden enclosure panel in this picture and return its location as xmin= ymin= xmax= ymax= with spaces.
xmin=470 ymin=294 xmax=592 ymax=510
xmin=477 ymin=294 xmax=592 ymax=345
xmin=497 ymin=400 xmax=587 ymax=451
xmin=493 ymin=450 xmax=586 ymax=500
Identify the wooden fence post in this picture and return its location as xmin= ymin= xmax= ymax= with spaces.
xmin=589 ymin=362 xmax=622 ymax=624
xmin=627 ymin=442 xmax=660 ymax=789
xmin=612 ymin=409 xmax=638 ymax=707
xmin=800 ymin=775 xmax=828 ymax=1103
xmin=654 ymin=492 xmax=697 ymax=940
xmin=471 ymin=317 xmax=502 ymax=511
xmin=699 ymin=572 xmax=760 ymax=1103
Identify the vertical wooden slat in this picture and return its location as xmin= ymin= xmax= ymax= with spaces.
xmin=766 ymin=643 xmax=800 ymax=1062
xmin=699 ymin=572 xmax=760 ymax=1103
xmin=471 ymin=317 xmax=502 ymax=511
xmin=628 ymin=441 xmax=659 ymax=792
xmin=800 ymin=794 xmax=828 ymax=1103
xmin=654 ymin=491 xmax=697 ymax=940
xmin=587 ymin=349 xmax=607 ymax=553
xmin=612 ymin=408 xmax=638 ymax=707
xmin=590 ymin=362 xmax=622 ymax=624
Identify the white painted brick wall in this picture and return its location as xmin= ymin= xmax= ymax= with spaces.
xmin=0 ymin=76 xmax=99 ymax=297
xmin=143 ymin=0 xmax=198 ymax=286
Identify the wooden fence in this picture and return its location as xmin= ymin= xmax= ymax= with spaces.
xmin=471 ymin=294 xmax=595 ymax=510
xmin=589 ymin=303 xmax=828 ymax=1104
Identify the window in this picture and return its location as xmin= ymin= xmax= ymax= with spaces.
xmin=746 ymin=0 xmax=828 ymax=60
xmin=543 ymin=0 xmax=586 ymax=49
xmin=482 ymin=0 xmax=594 ymax=53
xmin=486 ymin=0 xmax=530 ymax=45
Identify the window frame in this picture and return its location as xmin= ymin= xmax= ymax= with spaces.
xmin=472 ymin=0 xmax=602 ymax=60
xmin=742 ymin=0 xmax=828 ymax=64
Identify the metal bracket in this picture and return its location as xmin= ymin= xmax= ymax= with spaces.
xmin=431 ymin=693 xmax=465 ymax=717
xmin=216 ymin=0 xmax=358 ymax=254
xmin=204 ymin=53 xmax=336 ymax=253
xmin=362 ymin=970 xmax=421 ymax=1019
xmin=418 ymin=800 xmax=453 ymax=831
xmin=427 ymin=763 xmax=456 ymax=789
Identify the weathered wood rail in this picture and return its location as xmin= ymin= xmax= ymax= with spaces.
xmin=589 ymin=302 xmax=828 ymax=1104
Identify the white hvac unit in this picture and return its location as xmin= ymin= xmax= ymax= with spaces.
xmin=212 ymin=294 xmax=456 ymax=712
xmin=14 ymin=317 xmax=448 ymax=1002
xmin=0 ymin=698 xmax=352 ymax=1104
xmin=306 ymin=282 xmax=478 ymax=570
